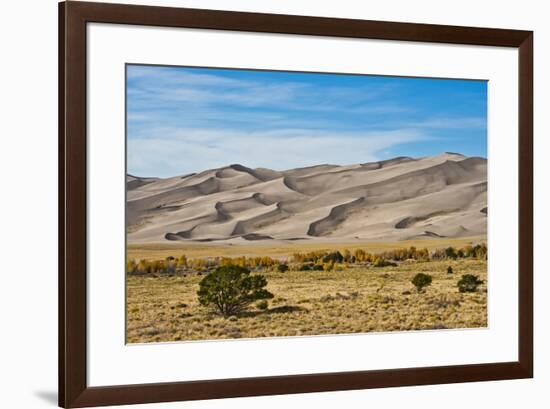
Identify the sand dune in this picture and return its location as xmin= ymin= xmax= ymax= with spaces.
xmin=127 ymin=153 xmax=487 ymax=244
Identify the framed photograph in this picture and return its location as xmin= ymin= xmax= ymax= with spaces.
xmin=59 ymin=1 xmax=533 ymax=407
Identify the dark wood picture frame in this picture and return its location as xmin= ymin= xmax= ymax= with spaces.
xmin=59 ymin=1 xmax=533 ymax=407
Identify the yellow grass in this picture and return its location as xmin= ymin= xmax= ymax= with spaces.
xmin=128 ymin=235 xmax=486 ymax=261
xmin=126 ymin=258 xmax=487 ymax=343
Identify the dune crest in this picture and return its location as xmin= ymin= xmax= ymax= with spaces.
xmin=127 ymin=154 xmax=487 ymax=244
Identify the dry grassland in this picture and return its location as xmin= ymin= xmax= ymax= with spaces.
xmin=127 ymin=258 xmax=487 ymax=343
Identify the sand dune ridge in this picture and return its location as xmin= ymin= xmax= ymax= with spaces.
xmin=127 ymin=154 xmax=487 ymax=244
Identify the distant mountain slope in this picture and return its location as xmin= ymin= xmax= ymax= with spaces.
xmin=127 ymin=153 xmax=487 ymax=244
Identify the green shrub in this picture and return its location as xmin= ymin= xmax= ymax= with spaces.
xmin=277 ymin=263 xmax=289 ymax=273
xmin=457 ymin=274 xmax=483 ymax=293
xmin=197 ymin=265 xmax=273 ymax=317
xmin=411 ymin=273 xmax=432 ymax=292
xmin=256 ymin=300 xmax=269 ymax=310
xmin=447 ymin=266 xmax=454 ymax=274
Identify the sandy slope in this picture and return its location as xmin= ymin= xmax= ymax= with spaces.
xmin=127 ymin=153 xmax=487 ymax=244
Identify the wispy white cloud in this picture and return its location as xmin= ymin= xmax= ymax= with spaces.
xmin=127 ymin=66 xmax=402 ymax=113
xmin=128 ymin=127 xmax=432 ymax=177
xmin=126 ymin=65 xmax=487 ymax=177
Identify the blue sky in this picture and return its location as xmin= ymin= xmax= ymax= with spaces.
xmin=127 ymin=64 xmax=487 ymax=177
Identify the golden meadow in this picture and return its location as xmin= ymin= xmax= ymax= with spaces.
xmin=127 ymin=239 xmax=487 ymax=343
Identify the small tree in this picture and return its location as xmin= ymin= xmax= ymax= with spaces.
xmin=277 ymin=263 xmax=289 ymax=273
xmin=197 ymin=265 xmax=273 ymax=317
xmin=177 ymin=254 xmax=188 ymax=268
xmin=445 ymin=247 xmax=458 ymax=259
xmin=322 ymin=251 xmax=344 ymax=264
xmin=343 ymin=249 xmax=352 ymax=262
xmin=457 ymin=274 xmax=483 ymax=293
xmin=447 ymin=266 xmax=454 ymax=274
xmin=127 ymin=259 xmax=137 ymax=274
xmin=138 ymin=260 xmax=152 ymax=274
xmin=354 ymin=249 xmax=366 ymax=262
xmin=411 ymin=273 xmax=432 ymax=293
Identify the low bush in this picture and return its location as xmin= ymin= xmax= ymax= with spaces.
xmin=298 ymin=263 xmax=324 ymax=271
xmin=457 ymin=274 xmax=484 ymax=293
xmin=373 ymin=258 xmax=398 ymax=267
xmin=411 ymin=273 xmax=433 ymax=293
